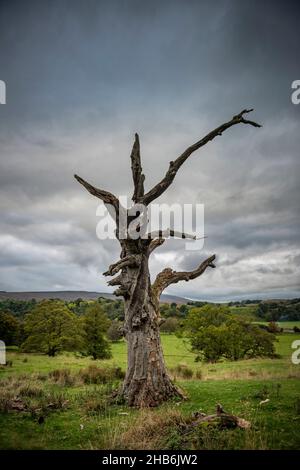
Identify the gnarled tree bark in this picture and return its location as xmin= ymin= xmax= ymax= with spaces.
xmin=75 ymin=109 xmax=261 ymax=407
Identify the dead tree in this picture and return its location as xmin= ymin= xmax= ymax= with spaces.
xmin=75 ymin=109 xmax=261 ymax=407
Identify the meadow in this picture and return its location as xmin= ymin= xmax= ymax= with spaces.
xmin=0 ymin=332 xmax=300 ymax=450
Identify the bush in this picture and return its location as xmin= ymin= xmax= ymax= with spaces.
xmin=107 ymin=320 xmax=123 ymax=342
xmin=267 ymin=322 xmax=282 ymax=334
xmin=160 ymin=317 xmax=179 ymax=334
xmin=40 ymin=391 xmax=69 ymax=411
xmin=171 ymin=363 xmax=194 ymax=379
xmin=79 ymin=389 xmax=110 ymax=415
xmin=18 ymin=383 xmax=44 ymax=398
xmin=81 ymin=304 xmax=112 ymax=359
xmin=184 ymin=306 xmax=276 ymax=362
xmin=48 ymin=369 xmax=77 ymax=387
xmin=21 ymin=300 xmax=83 ymax=356
xmin=79 ymin=365 xmax=125 ymax=384
xmin=0 ymin=311 xmax=19 ymax=345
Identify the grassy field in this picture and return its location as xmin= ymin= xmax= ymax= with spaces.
xmin=257 ymin=321 xmax=300 ymax=329
xmin=0 ymin=333 xmax=300 ymax=450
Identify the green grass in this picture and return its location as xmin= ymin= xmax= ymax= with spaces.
xmin=255 ymin=321 xmax=300 ymax=329
xmin=2 ymin=333 xmax=299 ymax=381
xmin=276 ymin=321 xmax=300 ymax=329
xmin=0 ymin=333 xmax=300 ymax=450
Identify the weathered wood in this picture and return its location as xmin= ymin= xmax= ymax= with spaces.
xmin=152 ymin=254 xmax=216 ymax=299
xmin=192 ymin=404 xmax=251 ymax=429
xmin=130 ymin=133 xmax=145 ymax=202
xmin=74 ymin=110 xmax=261 ymax=407
xmin=117 ymin=246 xmax=183 ymax=406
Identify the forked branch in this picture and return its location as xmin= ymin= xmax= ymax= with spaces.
xmin=152 ymin=254 xmax=216 ymax=297
xmin=142 ymin=109 xmax=261 ymax=205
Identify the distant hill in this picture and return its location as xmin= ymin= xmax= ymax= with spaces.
xmin=0 ymin=290 xmax=188 ymax=305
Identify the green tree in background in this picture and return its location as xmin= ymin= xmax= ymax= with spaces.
xmin=0 ymin=311 xmax=19 ymax=345
xmin=160 ymin=317 xmax=179 ymax=334
xmin=107 ymin=319 xmax=123 ymax=342
xmin=184 ymin=305 xmax=275 ymax=362
xmin=187 ymin=304 xmax=230 ymax=331
xmin=0 ymin=299 xmax=36 ymax=319
xmin=22 ymin=300 xmax=82 ymax=356
xmin=82 ymin=303 xmax=111 ymax=359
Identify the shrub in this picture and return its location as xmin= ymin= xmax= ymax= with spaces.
xmin=0 ymin=311 xmax=19 ymax=345
xmin=81 ymin=304 xmax=112 ymax=359
xmin=84 ymin=396 xmax=108 ymax=414
xmin=112 ymin=409 xmax=185 ymax=450
xmin=267 ymin=321 xmax=282 ymax=334
xmin=39 ymin=391 xmax=69 ymax=411
xmin=171 ymin=363 xmax=194 ymax=379
xmin=35 ymin=373 xmax=47 ymax=381
xmin=79 ymin=365 xmax=125 ymax=384
xmin=107 ymin=320 xmax=123 ymax=341
xmin=0 ymin=395 xmax=19 ymax=413
xmin=79 ymin=389 xmax=110 ymax=415
xmin=160 ymin=317 xmax=179 ymax=334
xmin=184 ymin=306 xmax=276 ymax=362
xmin=18 ymin=383 xmax=44 ymax=398
xmin=48 ymin=369 xmax=77 ymax=387
xmin=21 ymin=300 xmax=83 ymax=356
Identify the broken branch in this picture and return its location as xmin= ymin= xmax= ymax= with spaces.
xmin=130 ymin=133 xmax=145 ymax=202
xmin=74 ymin=174 xmax=119 ymax=212
xmin=103 ymin=255 xmax=140 ymax=276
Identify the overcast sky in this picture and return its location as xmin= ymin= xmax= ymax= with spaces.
xmin=0 ymin=0 xmax=299 ymax=301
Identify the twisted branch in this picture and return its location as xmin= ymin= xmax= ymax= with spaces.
xmin=152 ymin=254 xmax=216 ymax=297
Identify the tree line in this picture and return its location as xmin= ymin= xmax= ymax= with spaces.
xmin=0 ymin=297 xmax=290 ymax=362
xmin=0 ymin=299 xmax=124 ymax=357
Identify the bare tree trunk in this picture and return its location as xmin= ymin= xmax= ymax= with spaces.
xmin=118 ymin=244 xmax=182 ymax=407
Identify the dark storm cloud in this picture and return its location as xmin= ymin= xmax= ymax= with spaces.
xmin=0 ymin=0 xmax=299 ymax=299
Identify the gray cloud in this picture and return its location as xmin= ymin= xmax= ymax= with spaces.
xmin=0 ymin=0 xmax=299 ymax=300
